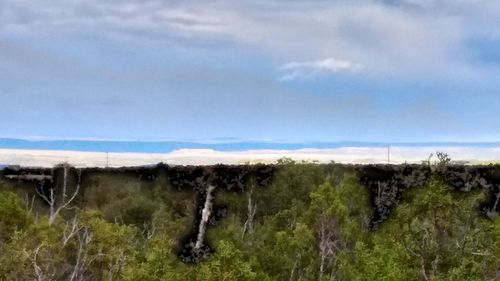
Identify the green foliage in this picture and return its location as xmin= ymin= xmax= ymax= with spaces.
xmin=192 ymin=240 xmax=272 ymax=281
xmin=123 ymin=232 xmax=182 ymax=281
xmin=0 ymin=163 xmax=499 ymax=280
xmin=0 ymin=210 xmax=138 ymax=280
xmin=103 ymin=195 xmax=156 ymax=227
xmin=343 ymin=176 xmax=499 ymax=281
xmin=0 ymin=191 xmax=32 ymax=243
xmin=81 ymin=211 xmax=138 ymax=279
xmin=341 ymin=240 xmax=411 ymax=281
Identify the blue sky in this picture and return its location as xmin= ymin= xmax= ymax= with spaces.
xmin=1 ymin=0 xmax=500 ymax=143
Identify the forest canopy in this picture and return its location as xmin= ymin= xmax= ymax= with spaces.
xmin=0 ymin=156 xmax=499 ymax=280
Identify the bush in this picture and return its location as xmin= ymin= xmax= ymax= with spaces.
xmin=0 ymin=191 xmax=32 ymax=242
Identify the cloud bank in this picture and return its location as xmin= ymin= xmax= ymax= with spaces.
xmin=1 ymin=0 xmax=498 ymax=78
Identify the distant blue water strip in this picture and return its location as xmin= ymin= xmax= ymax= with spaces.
xmin=0 ymin=139 xmax=499 ymax=153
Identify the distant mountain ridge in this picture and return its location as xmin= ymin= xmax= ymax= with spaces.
xmin=1 ymin=138 xmax=500 ymax=153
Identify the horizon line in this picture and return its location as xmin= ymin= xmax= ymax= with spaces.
xmin=2 ymin=136 xmax=500 ymax=145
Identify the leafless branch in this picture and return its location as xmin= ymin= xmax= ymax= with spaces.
xmin=31 ymin=244 xmax=45 ymax=281
xmin=63 ymin=215 xmax=80 ymax=246
xmin=143 ymin=221 xmax=156 ymax=240
xmin=33 ymin=164 xmax=82 ymax=226
xmin=68 ymin=226 xmax=92 ymax=281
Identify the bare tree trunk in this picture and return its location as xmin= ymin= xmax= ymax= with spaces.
xmin=68 ymin=226 xmax=92 ymax=281
xmin=63 ymin=216 xmax=79 ymax=246
xmin=107 ymin=250 xmax=126 ymax=281
xmin=24 ymin=194 xmax=36 ymax=215
xmin=318 ymin=254 xmax=325 ymax=281
xmin=31 ymin=244 xmax=45 ymax=281
xmin=421 ymin=258 xmax=429 ymax=281
xmin=316 ymin=216 xmax=340 ymax=281
xmin=242 ymin=181 xmax=257 ymax=238
xmin=290 ymin=253 xmax=302 ymax=281
xmin=143 ymin=221 xmax=156 ymax=240
xmin=492 ymin=191 xmax=500 ymax=212
xmin=431 ymin=256 xmax=439 ymax=279
xmin=290 ymin=257 xmax=298 ymax=281
xmin=195 ymin=184 xmax=216 ymax=250
xmin=297 ymin=254 xmax=303 ymax=281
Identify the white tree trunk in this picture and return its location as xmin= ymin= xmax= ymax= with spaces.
xmin=195 ymin=184 xmax=216 ymax=250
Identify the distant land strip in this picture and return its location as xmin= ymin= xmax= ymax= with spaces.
xmin=0 ymin=146 xmax=499 ymax=167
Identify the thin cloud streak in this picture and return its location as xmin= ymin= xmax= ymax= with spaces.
xmin=279 ymin=58 xmax=364 ymax=81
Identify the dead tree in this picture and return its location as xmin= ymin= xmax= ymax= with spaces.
xmin=107 ymin=250 xmax=127 ymax=281
xmin=61 ymin=214 xmax=94 ymax=281
xmin=171 ymin=164 xmax=275 ymax=263
xmin=31 ymin=244 xmax=45 ymax=281
xmin=68 ymin=225 xmax=92 ymax=281
xmin=242 ymin=179 xmax=257 ymax=238
xmin=35 ymin=164 xmax=81 ymax=225
xmin=63 ymin=216 xmax=80 ymax=246
xmin=317 ymin=215 xmax=345 ymax=281
xmin=194 ymin=184 xmax=216 ymax=250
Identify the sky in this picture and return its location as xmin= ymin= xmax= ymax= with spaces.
xmin=1 ymin=0 xmax=500 ymax=143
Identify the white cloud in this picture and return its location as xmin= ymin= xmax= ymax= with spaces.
xmin=279 ymin=58 xmax=364 ymax=81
